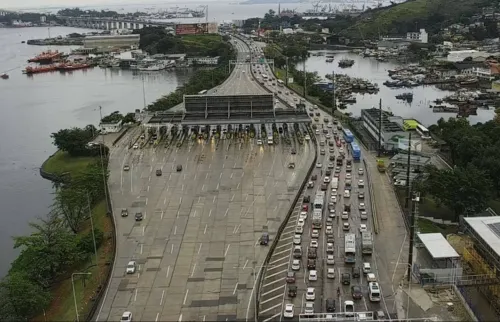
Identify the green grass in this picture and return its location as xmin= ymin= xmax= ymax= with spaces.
xmin=181 ymin=34 xmax=221 ymax=43
xmin=39 ymin=200 xmax=114 ymax=321
xmin=488 ymin=199 xmax=500 ymax=215
xmin=42 ymin=150 xmax=98 ymax=176
xmin=417 ymin=218 xmax=458 ymax=235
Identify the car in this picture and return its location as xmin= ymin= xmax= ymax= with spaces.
xmin=257 ymin=139 xmax=263 ymax=145
xmin=360 ymin=211 xmax=368 ymax=220
xmin=299 ymin=211 xmax=308 ymax=220
xmin=326 ymin=134 xmax=331 ymax=139
xmin=123 ymin=164 xmax=130 ymax=171
xmin=284 ymin=304 xmax=294 ymax=318
xmin=335 ymin=166 xmax=341 ymax=173
xmin=352 ymin=286 xmax=363 ymax=300
xmin=359 ymin=202 xmax=366 ymax=210
xmin=316 ymin=162 xmax=322 ymax=168
xmin=331 ymin=195 xmax=337 ymax=203
xmin=342 ymin=273 xmax=351 ymax=285
xmin=133 ymin=143 xmax=139 ymax=149
xmin=121 ymin=311 xmax=133 ymax=322
xmin=352 ymin=266 xmax=361 ymax=278
xmin=320 ymin=149 xmax=325 ymax=155
xmin=326 ymin=298 xmax=336 ymax=312
xmin=306 ymin=287 xmax=316 ymax=300
xmin=288 ymin=162 xmax=295 ymax=169
xmin=328 ymin=163 xmax=334 ymax=169
xmin=311 ymin=174 xmax=318 ymax=181
xmin=359 ymin=224 xmax=367 ymax=233
xmin=323 ymin=177 xmax=330 ymax=183
xmin=308 ymin=247 xmax=317 ymax=259
xmin=310 ymin=240 xmax=319 ymax=248
xmin=321 ymin=183 xmax=328 ymax=191
xmin=286 ymin=271 xmax=296 ymax=283
xmin=135 ymin=212 xmax=143 ymax=221
xmin=358 ymin=168 xmax=364 ymax=175
xmin=327 ymin=268 xmax=336 ymax=279
xmin=293 ymin=246 xmax=302 ymax=258
xmin=295 ymin=226 xmax=304 ymax=234
xmin=344 ymin=300 xmax=355 ymax=317
xmin=260 ymin=233 xmax=269 ymax=245
xmin=328 ymin=202 xmax=335 ymax=210
xmin=304 ymin=195 xmax=311 ymax=203
xmin=342 ymin=211 xmax=349 ymax=220
xmin=327 ymin=235 xmax=335 ymax=244
xmin=327 ymin=123 xmax=333 ymax=128
xmin=327 ymin=255 xmax=335 ymax=265
xmin=292 ymin=259 xmax=301 ymax=271
xmin=358 ymin=192 xmax=365 ymax=199
xmin=307 ymin=259 xmax=316 ymax=270
xmin=334 ymin=172 xmax=340 ymax=178
xmin=302 ymin=204 xmax=309 ymax=212
xmin=343 ymin=222 xmax=350 ymax=231
xmin=326 ymin=243 xmax=334 ymax=254
xmin=176 ymin=164 xmax=182 ymax=172
xmin=293 ymin=234 xmax=302 ymax=245
xmin=346 ymin=165 xmax=352 ymax=173
xmin=329 ymin=155 xmax=335 ymax=161
xmin=126 ymin=261 xmax=136 ymax=274
xmin=121 ymin=208 xmax=128 ymax=217
xmin=331 ymin=188 xmax=337 ymax=195
xmin=363 ymin=262 xmax=371 ymax=274
xmin=307 ymin=181 xmax=314 ymax=188
xmin=314 ymin=117 xmax=319 ymax=122
xmin=326 ymin=217 xmax=333 ymax=225
xmin=309 ymin=270 xmax=318 ymax=281
xmin=156 ymin=169 xmax=162 ymax=176
xmin=329 ymin=209 xmax=336 ymax=218
xmin=305 ymin=134 xmax=311 ymax=140
xmin=291 ymin=148 xmax=297 ymax=155
xmin=297 ymin=218 xmax=305 ymax=227
xmin=326 ymin=226 xmax=333 ymax=234
xmin=305 ymin=302 xmax=314 ymax=315
xmin=311 ymin=229 xmax=319 ymax=238
xmin=346 ymin=173 xmax=352 ymax=179
xmin=367 ymin=273 xmax=377 ymax=282
xmin=329 ymin=147 xmax=335 ymax=153
xmin=359 ymin=179 xmax=365 ymax=187
xmin=325 ymin=169 xmax=332 ymax=176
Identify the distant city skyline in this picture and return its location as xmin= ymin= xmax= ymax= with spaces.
xmin=2 ymin=0 xmax=221 ymax=10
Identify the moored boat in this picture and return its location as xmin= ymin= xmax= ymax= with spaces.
xmin=28 ymin=50 xmax=62 ymax=64
xmin=1 ymin=73 xmax=8 ymax=79
xmin=23 ymin=65 xmax=58 ymax=74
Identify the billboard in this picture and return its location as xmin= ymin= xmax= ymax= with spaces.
xmin=175 ymin=22 xmax=218 ymax=35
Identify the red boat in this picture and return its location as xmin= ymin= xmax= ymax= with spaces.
xmin=27 ymin=50 xmax=62 ymax=64
xmin=23 ymin=65 xmax=58 ymax=75
xmin=57 ymin=63 xmax=92 ymax=71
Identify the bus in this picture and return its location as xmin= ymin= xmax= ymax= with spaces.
xmin=345 ymin=233 xmax=356 ymax=263
xmin=416 ymin=124 xmax=431 ymax=140
xmin=350 ymin=142 xmax=361 ymax=161
xmin=314 ymin=191 xmax=325 ymax=210
xmin=368 ymin=282 xmax=381 ymax=302
xmin=277 ymin=79 xmax=284 ymax=87
xmin=198 ymin=89 xmax=208 ymax=95
xmin=343 ymin=129 xmax=354 ymax=143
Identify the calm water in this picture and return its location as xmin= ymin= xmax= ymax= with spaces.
xmin=0 ymin=26 xmax=193 ymax=276
xmin=299 ymin=51 xmax=496 ymax=126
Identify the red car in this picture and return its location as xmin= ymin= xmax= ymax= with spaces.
xmin=336 ymin=140 xmax=342 ymax=147
xmin=286 ymin=271 xmax=296 ymax=283
xmin=302 ymin=204 xmax=309 ymax=211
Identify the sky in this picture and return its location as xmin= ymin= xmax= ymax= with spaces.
xmin=2 ymin=0 xmax=217 ymax=10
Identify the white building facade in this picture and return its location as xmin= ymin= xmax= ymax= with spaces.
xmin=100 ymin=120 xmax=123 ymax=133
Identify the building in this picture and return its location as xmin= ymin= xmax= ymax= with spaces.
xmin=99 ymin=120 xmax=123 ymax=133
xmin=447 ymin=50 xmax=489 ymax=62
xmin=40 ymin=16 xmax=46 ymax=23
xmin=187 ymin=56 xmax=220 ymax=66
xmin=83 ymin=34 xmax=140 ymax=49
xmin=360 ymin=108 xmax=409 ymax=150
xmin=406 ymin=28 xmax=428 ymax=44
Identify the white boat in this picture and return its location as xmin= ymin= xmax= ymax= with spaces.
xmin=138 ymin=62 xmax=166 ymax=71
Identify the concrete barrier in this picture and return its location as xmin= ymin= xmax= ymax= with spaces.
xmin=255 ymin=126 xmax=318 ymax=321
xmin=111 ymin=127 xmax=130 ymax=146
xmin=364 ymin=159 xmax=379 ymax=234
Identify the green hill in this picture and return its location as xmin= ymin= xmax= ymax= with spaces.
xmin=339 ymin=0 xmax=492 ymax=40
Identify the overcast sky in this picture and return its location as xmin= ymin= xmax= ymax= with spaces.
xmin=3 ymin=0 xmax=210 ymax=10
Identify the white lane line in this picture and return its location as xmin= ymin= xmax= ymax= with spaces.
xmin=160 ymin=290 xmax=165 ymax=305
xmin=261 ymin=284 xmax=285 ymax=297
xmin=233 ymin=224 xmax=241 ymax=234
xmin=272 ymin=248 xmax=292 ymax=257
xmin=274 ymin=243 xmax=292 ymax=250
xmin=166 ymin=265 xmax=170 ymax=278
xmin=231 ymin=194 xmax=235 ymax=201
xmin=174 ymin=226 xmax=177 ymax=235
xmin=280 ymin=230 xmax=295 ymax=237
xmin=216 ymin=183 xmax=220 ymax=190
xmin=262 ymin=277 xmax=285 ymax=288
xmin=224 ymin=244 xmax=231 ymax=256
xmin=146 ymin=197 xmax=148 ymax=205
xmin=260 ymin=293 xmax=284 ymax=305
xmin=197 ymin=196 xmax=201 ymax=204
xmin=149 ymin=176 xmax=151 ymax=182
xmin=193 ymin=210 xmax=197 ymax=217
xmin=280 ymin=235 xmax=294 ymax=242
xmin=147 ymin=185 xmax=150 ymax=191
xmin=224 ymin=209 xmax=229 ymax=217
xmin=243 ymin=259 xmax=248 ymax=270
xmin=134 ymin=288 xmax=138 ymax=301
xmin=269 ymin=255 xmax=290 ymax=265
xmin=213 ymin=196 xmax=216 ymax=203
xmin=178 ymin=314 xmax=183 ymax=322
xmin=209 ymin=209 xmax=212 ymax=217
xmin=264 ymin=269 xmax=288 ymax=280
xmin=142 ymin=227 xmax=145 ymax=236
xmin=237 ymin=182 xmax=240 ymax=189
xmin=265 ymin=261 xmax=288 ymax=271
xmin=205 ymin=173 xmax=209 ymax=179
xmin=233 ymin=283 xmax=239 ymax=295
xmin=140 ymin=244 xmax=143 ymax=254
xmin=198 ymin=243 xmax=203 ymax=254
xmin=164 ymin=197 xmax=166 ymax=204
xmin=183 ymin=289 xmax=189 ymax=305
xmin=171 ymin=244 xmax=174 ymax=254
xmin=262 ymin=311 xmax=282 ymax=321
xmin=204 ymin=224 xmax=207 ymax=234
xmin=155 ymin=313 xmax=159 ymax=322
xmin=161 ymin=211 xmax=164 ymax=220
xmin=220 ymin=172 xmax=223 ymax=179
xmin=191 ymin=264 xmax=197 ymax=277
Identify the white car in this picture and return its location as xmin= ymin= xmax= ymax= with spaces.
xmin=310 ymin=240 xmax=319 ymax=248
xmin=359 ymin=203 xmax=366 ymax=210
xmin=126 ymin=261 xmax=136 ymax=274
xmin=346 ymin=173 xmax=352 ymax=179
xmin=295 ymin=225 xmax=304 ymax=234
xmin=360 ymin=224 xmax=367 ymax=233
xmin=359 ymin=179 xmax=365 ymax=187
xmin=306 ymin=287 xmax=316 ymax=300
xmin=327 ymin=255 xmax=335 ymax=265
xmin=257 ymin=139 xmax=263 ymax=145
xmin=300 ymin=211 xmax=308 ymax=220
xmin=305 ymin=135 xmax=311 ymax=141
xmin=326 ymin=225 xmax=333 ymax=234
xmin=309 ymin=270 xmax=318 ymax=281
xmin=323 ymin=177 xmax=330 ymax=183
xmin=360 ymin=211 xmax=368 ymax=220
xmin=316 ymin=162 xmax=322 ymax=168
xmin=326 ymin=243 xmax=334 ymax=254
xmin=311 ymin=229 xmax=320 ymax=239
xmin=284 ymin=304 xmax=294 ymax=318
xmin=327 ymin=268 xmax=336 ymax=279
xmin=305 ymin=302 xmax=314 ymax=315
xmin=342 ymin=211 xmax=349 ymax=220
xmin=367 ymin=273 xmax=377 ymax=282
xmin=331 ymin=195 xmax=337 ymax=203
xmin=121 ymin=312 xmax=133 ymax=322
xmin=339 ymin=147 xmax=344 ymax=153
xmin=328 ymin=163 xmax=334 ymax=169
xmin=292 ymin=259 xmax=301 ymax=271
xmin=297 ymin=218 xmax=305 ymax=227
xmin=331 ymin=188 xmax=337 ymax=195
xmin=343 ymin=222 xmax=350 ymax=231
xmin=326 ymin=134 xmax=331 ymax=139
xmin=363 ymin=262 xmax=372 ymax=274
xmin=293 ymin=234 xmax=302 ymax=245
xmin=329 ymin=209 xmax=336 ymax=218
xmin=133 ymin=143 xmax=139 ymax=149
xmin=358 ymin=168 xmax=364 ymax=175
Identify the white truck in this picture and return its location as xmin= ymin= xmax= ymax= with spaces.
xmin=267 ymin=135 xmax=274 ymax=145
xmin=331 ymin=177 xmax=339 ymax=189
xmin=312 ymin=210 xmax=322 ymax=229
xmin=361 ymin=232 xmax=373 ymax=255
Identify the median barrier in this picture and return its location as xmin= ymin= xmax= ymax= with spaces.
xmin=255 ymin=125 xmax=318 ymax=321
xmin=111 ymin=127 xmax=130 ymax=146
xmin=364 ymin=159 xmax=379 ymax=234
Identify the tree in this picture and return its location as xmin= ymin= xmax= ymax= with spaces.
xmin=10 ymin=211 xmax=79 ymax=287
xmin=51 ymin=125 xmax=96 ymax=156
xmin=54 ymin=186 xmax=88 ymax=234
xmin=73 ymin=160 xmax=109 ymax=204
xmin=0 ymin=271 xmax=51 ymax=321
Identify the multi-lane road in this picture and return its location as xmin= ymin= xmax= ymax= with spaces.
xmin=96 ymin=36 xmax=316 ymax=322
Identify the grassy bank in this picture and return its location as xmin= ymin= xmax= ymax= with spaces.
xmin=37 ymin=152 xmax=114 ymax=321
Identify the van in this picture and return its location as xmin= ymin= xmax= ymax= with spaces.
xmin=260 ymin=233 xmax=269 ymax=245
xmin=369 ymin=282 xmax=381 ymax=302
xmin=344 ymin=300 xmax=355 ymax=317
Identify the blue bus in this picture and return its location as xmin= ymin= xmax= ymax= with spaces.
xmin=343 ymin=129 xmax=354 ymax=143
xmin=351 ymin=142 xmax=361 ymax=161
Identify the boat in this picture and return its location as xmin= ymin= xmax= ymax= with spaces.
xmin=138 ymin=62 xmax=166 ymax=71
xmin=396 ymin=92 xmax=413 ymax=101
xmin=338 ymin=59 xmax=354 ymax=68
xmin=23 ymin=65 xmax=58 ymax=75
xmin=1 ymin=73 xmax=8 ymax=79
xmin=326 ymin=58 xmax=334 ymax=63
xmin=27 ymin=50 xmax=62 ymax=64
xmin=57 ymin=63 xmax=92 ymax=71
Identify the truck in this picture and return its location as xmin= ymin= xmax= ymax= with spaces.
xmin=331 ymin=177 xmax=339 ymax=189
xmin=313 ymin=191 xmax=325 ymax=210
xmin=345 ymin=233 xmax=356 ymax=263
xmin=361 ymin=232 xmax=373 ymax=255
xmin=312 ymin=210 xmax=322 ymax=229
xmin=377 ymin=159 xmax=386 ymax=172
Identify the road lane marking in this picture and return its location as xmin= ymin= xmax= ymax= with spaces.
xmin=198 ymin=243 xmax=202 ymax=254
xmin=147 ymin=185 xmax=150 ymax=191
xmin=233 ymin=283 xmax=239 ymax=295
xmin=224 ymin=244 xmax=231 ymax=256
xmin=264 ymin=269 xmax=287 ymax=280
xmin=269 ymin=255 xmax=290 ymax=265
xmin=145 ymin=198 xmax=148 ymax=205
xmin=178 ymin=314 xmax=183 ymax=322
xmin=176 ymin=210 xmax=180 ymax=218
xmin=183 ymin=289 xmax=189 ymax=305
xmin=209 ymin=209 xmax=212 ymax=217
xmin=265 ymin=262 xmax=288 ymax=271
xmin=171 ymin=244 xmax=174 ymax=254
xmin=224 ymin=209 xmax=229 ymax=217
xmin=182 ymin=184 xmax=184 ymax=191
xmin=180 ymin=197 xmax=183 ymax=204
xmin=233 ymin=224 xmax=241 ymax=234
xmin=263 ymin=278 xmax=285 ymax=288
xmin=164 ymin=197 xmax=167 ymax=205
xmin=149 ymin=176 xmax=151 ymax=182
xmin=134 ymin=288 xmax=137 ymax=301
xmin=237 ymin=182 xmax=240 ymax=189
xmin=280 ymin=231 xmax=294 ymax=238
xmin=260 ymin=293 xmax=284 ymax=305
xmin=192 ymin=210 xmax=197 ymax=217
xmin=161 ymin=211 xmax=164 ymax=219
xmin=205 ymin=173 xmax=209 ymax=179
xmin=213 ymin=196 xmax=216 ymax=203
xmin=220 ymin=172 xmax=223 ymax=179
xmin=142 ymin=227 xmax=145 ymax=236
xmin=166 ymin=265 xmax=170 ymax=278
xmin=174 ymin=226 xmax=177 ymax=235
xmin=140 ymin=244 xmax=143 ymax=254
xmin=160 ymin=290 xmax=165 ymax=305
xmin=191 ymin=264 xmax=197 ymax=277
xmin=230 ymin=173 xmax=233 ymax=178
xmin=261 ymin=284 xmax=285 ymax=297
xmin=243 ymin=259 xmax=248 ymax=270
xmin=262 ymin=311 xmax=282 ymax=321
xmin=204 ymin=224 xmax=207 ymax=234
xmin=231 ymin=194 xmax=235 ymax=201
xmin=216 ymin=183 xmax=219 ymax=190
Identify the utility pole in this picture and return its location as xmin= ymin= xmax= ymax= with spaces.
xmin=98 ymin=106 xmax=109 ymax=213
xmin=377 ymin=99 xmax=382 ymax=157
xmin=404 ymin=132 xmax=412 ymax=209
xmin=331 ymin=70 xmax=336 ymax=115
xmin=407 ymin=192 xmax=420 ymax=282
xmin=285 ymin=56 xmax=289 ymax=86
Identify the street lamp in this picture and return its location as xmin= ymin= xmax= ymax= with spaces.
xmin=86 ymin=192 xmax=101 ymax=284
xmin=72 ymin=272 xmax=92 ymax=322
xmin=97 ymin=106 xmax=109 ymax=213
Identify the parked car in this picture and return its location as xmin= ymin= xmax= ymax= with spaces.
xmin=121 ymin=208 xmax=128 ymax=217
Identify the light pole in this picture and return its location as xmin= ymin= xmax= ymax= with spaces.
xmin=72 ymin=272 xmax=92 ymax=322
xmin=87 ymin=192 xmax=101 ymax=284
xmin=97 ymin=106 xmax=109 ymax=213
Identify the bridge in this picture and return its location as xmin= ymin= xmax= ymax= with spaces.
xmin=58 ymin=16 xmax=176 ymax=30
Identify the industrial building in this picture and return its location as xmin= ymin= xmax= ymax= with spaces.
xmin=361 ymin=108 xmax=410 ymax=150
xmin=83 ymin=34 xmax=140 ymax=50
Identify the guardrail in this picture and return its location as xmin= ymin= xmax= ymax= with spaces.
xmin=363 ymin=159 xmax=379 ymax=234
xmin=255 ymin=127 xmax=318 ymax=321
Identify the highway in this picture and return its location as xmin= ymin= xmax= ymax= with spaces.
xmin=244 ymin=37 xmax=407 ymax=320
xmin=96 ymin=35 xmax=316 ymax=322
